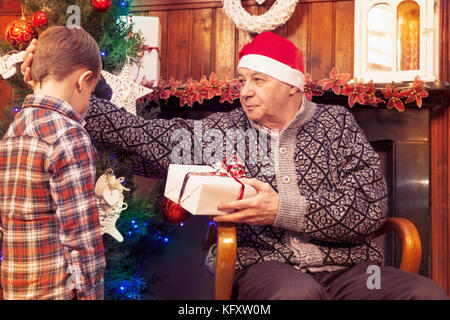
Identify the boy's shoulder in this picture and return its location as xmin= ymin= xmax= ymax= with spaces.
xmin=6 ymin=106 xmax=88 ymax=146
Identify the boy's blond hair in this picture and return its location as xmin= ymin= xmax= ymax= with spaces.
xmin=31 ymin=26 xmax=101 ymax=86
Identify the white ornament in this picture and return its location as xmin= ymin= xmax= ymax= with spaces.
xmin=102 ymin=189 xmax=121 ymax=207
xmin=101 ymin=62 xmax=153 ymax=115
xmin=0 ymin=51 xmax=25 ymax=79
xmin=95 ymin=169 xmax=130 ymax=242
xmin=223 ymin=0 xmax=299 ymax=34
xmin=256 ymin=0 xmax=266 ymax=4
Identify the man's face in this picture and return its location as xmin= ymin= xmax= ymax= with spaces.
xmin=237 ymin=68 xmax=294 ymax=129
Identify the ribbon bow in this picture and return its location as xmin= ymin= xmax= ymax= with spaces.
xmin=178 ymin=156 xmax=246 ymax=206
xmin=212 ymin=155 xmax=245 ymax=178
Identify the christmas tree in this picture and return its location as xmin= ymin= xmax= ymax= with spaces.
xmin=0 ymin=0 xmax=179 ymax=300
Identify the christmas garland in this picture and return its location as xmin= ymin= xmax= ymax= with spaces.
xmin=141 ymin=68 xmax=429 ymax=112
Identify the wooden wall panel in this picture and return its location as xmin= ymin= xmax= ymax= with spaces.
xmin=309 ymin=2 xmax=334 ymax=80
xmin=214 ymin=8 xmax=236 ymax=79
xmin=235 ymin=5 xmax=258 ymax=75
xmin=167 ymin=9 xmax=192 ymax=81
xmin=286 ymin=2 xmax=310 ymax=74
xmin=191 ymin=8 xmax=213 ymax=80
xmin=335 ymin=0 xmax=354 ymax=75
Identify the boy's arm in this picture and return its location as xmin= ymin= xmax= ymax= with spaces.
xmin=48 ymin=126 xmax=106 ymax=300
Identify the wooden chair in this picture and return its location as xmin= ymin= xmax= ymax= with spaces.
xmin=204 ymin=217 xmax=422 ymax=300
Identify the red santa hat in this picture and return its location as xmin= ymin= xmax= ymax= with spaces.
xmin=237 ymin=31 xmax=305 ymax=90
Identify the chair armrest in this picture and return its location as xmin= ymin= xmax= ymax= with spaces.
xmin=372 ymin=217 xmax=422 ymax=274
xmin=204 ymin=220 xmax=237 ymax=300
xmin=215 ymin=222 xmax=237 ymax=300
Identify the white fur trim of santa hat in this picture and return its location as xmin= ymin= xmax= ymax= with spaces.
xmin=237 ymin=53 xmax=305 ymax=90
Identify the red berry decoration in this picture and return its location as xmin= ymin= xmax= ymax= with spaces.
xmin=6 ymin=18 xmax=36 ymax=49
xmin=32 ymin=11 xmax=48 ymax=28
xmin=161 ymin=198 xmax=190 ymax=224
xmin=92 ymin=0 xmax=112 ymax=11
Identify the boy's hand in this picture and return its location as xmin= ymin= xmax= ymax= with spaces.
xmin=20 ymin=38 xmax=37 ymax=90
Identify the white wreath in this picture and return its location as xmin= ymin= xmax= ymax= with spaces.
xmin=223 ymin=0 xmax=299 ymax=34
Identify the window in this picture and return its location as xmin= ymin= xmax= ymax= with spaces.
xmin=354 ymin=0 xmax=439 ymax=83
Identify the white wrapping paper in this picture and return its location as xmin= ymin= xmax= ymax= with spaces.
xmin=164 ymin=164 xmax=257 ymax=215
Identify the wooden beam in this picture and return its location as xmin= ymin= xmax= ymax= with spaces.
xmin=130 ymin=0 xmax=347 ymax=12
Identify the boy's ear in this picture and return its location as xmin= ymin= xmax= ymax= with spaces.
xmin=76 ymin=70 xmax=94 ymax=91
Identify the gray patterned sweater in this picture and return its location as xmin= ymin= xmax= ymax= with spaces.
xmin=85 ymin=96 xmax=388 ymax=271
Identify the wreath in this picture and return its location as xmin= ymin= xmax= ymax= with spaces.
xmin=223 ymin=0 xmax=300 ymax=34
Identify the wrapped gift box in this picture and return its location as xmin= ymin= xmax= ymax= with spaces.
xmin=164 ymin=164 xmax=257 ymax=215
xmin=129 ymin=16 xmax=161 ymax=86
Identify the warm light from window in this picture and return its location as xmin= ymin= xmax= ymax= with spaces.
xmin=367 ymin=4 xmax=394 ymax=72
xmin=397 ymin=0 xmax=420 ymax=71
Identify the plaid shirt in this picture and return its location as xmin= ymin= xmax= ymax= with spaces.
xmin=0 ymin=94 xmax=105 ymax=300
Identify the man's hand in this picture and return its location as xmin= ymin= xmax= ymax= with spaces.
xmin=213 ymin=178 xmax=280 ymax=226
xmin=20 ymin=38 xmax=37 ymax=90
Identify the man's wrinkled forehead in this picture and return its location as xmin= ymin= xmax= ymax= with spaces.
xmin=237 ymin=67 xmax=271 ymax=79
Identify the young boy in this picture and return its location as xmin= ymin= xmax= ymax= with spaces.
xmin=0 ymin=26 xmax=105 ymax=300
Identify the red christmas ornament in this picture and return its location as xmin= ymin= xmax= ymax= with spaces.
xmin=92 ymin=0 xmax=112 ymax=11
xmin=6 ymin=18 xmax=36 ymax=49
xmin=32 ymin=11 xmax=48 ymax=27
xmin=161 ymin=198 xmax=190 ymax=224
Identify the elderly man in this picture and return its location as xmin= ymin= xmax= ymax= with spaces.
xmin=22 ymin=31 xmax=447 ymax=299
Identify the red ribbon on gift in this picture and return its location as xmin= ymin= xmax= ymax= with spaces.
xmin=177 ymin=157 xmax=246 ymax=206
xmin=139 ymin=44 xmax=161 ymax=60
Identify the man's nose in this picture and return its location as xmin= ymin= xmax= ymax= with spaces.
xmin=240 ymin=81 xmax=255 ymax=98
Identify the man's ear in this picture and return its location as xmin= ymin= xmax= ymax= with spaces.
xmin=76 ymin=70 xmax=93 ymax=92
xmin=288 ymin=85 xmax=300 ymax=96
